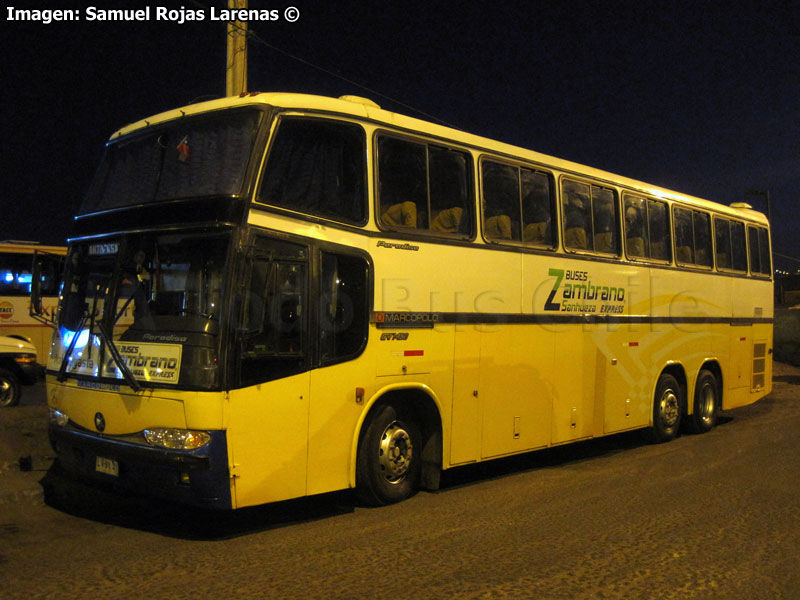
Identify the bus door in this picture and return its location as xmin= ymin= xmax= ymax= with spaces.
xmin=229 ymin=235 xmax=310 ymax=506
xmin=306 ymin=249 xmax=371 ymax=497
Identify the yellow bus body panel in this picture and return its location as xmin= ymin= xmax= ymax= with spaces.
xmin=227 ymin=373 xmax=310 ymax=507
xmin=46 ymin=378 xmax=207 ymax=434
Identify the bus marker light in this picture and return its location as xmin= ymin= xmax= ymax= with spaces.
xmin=404 ymin=350 xmax=424 ymax=357
xmin=13 ymin=353 xmax=36 ymax=364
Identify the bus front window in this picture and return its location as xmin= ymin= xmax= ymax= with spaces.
xmin=257 ymin=117 xmax=367 ymax=225
xmin=52 ymin=231 xmax=232 ymax=390
xmin=81 ymin=109 xmax=264 ymax=216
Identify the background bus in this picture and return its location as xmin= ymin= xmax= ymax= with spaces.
xmin=1 ymin=240 xmax=65 ymax=365
xmin=38 ymin=93 xmax=772 ymax=510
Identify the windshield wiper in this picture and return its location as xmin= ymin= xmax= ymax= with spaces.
xmin=96 ymin=322 xmax=142 ymax=393
xmin=56 ymin=313 xmax=142 ymax=392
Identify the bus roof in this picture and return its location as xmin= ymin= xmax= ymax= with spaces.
xmin=110 ymin=92 xmax=768 ymax=226
xmin=0 ymin=240 xmax=67 ymax=254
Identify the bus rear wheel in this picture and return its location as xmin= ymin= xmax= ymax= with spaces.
xmin=689 ymin=369 xmax=719 ymax=434
xmin=356 ymin=404 xmax=421 ymax=506
xmin=0 ymin=368 xmax=21 ymax=407
xmin=650 ymin=373 xmax=682 ymax=443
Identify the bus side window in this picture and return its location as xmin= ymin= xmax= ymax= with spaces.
xmin=647 ymin=199 xmax=670 ymax=261
xmin=259 ymin=117 xmax=367 ymax=225
xmin=674 ymin=207 xmax=712 ymax=268
xmin=0 ymin=252 xmax=35 ymax=296
xmin=714 ymin=218 xmax=732 ymax=269
xmin=674 ymin=207 xmax=694 ymax=264
xmin=378 ymin=136 xmax=474 ymax=237
xmin=758 ymin=228 xmax=771 ymax=275
xmin=731 ymin=221 xmax=747 ymax=272
xmin=244 ymin=261 xmax=305 ymax=356
xmin=748 ymin=226 xmax=771 ymax=276
xmin=521 ymin=169 xmax=555 ymax=248
xmin=591 ymin=186 xmax=619 ymax=255
xmin=429 ymin=146 xmax=472 ymax=235
xmin=693 ymin=211 xmax=712 ymax=267
xmin=378 ymin=137 xmax=427 ymax=229
xmin=624 ymin=196 xmax=648 ymax=259
xmin=562 ymin=180 xmax=592 ymax=251
xmin=319 ymin=252 xmax=369 ymax=365
xmin=625 ymin=195 xmax=669 ymax=262
xmin=482 ymin=161 xmax=520 ymax=241
xmin=273 ymin=263 xmax=305 ymax=354
xmin=561 ymin=179 xmax=618 ymax=255
xmin=748 ymin=226 xmax=760 ymax=274
xmin=240 ymin=238 xmax=308 ymax=387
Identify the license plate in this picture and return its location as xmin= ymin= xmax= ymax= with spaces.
xmin=95 ymin=456 xmax=119 ymax=477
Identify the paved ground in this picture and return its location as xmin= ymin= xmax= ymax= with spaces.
xmin=2 ymin=365 xmax=800 ymax=599
xmin=0 ymin=381 xmax=52 ymax=506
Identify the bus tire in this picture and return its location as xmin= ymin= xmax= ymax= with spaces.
xmin=689 ymin=369 xmax=719 ymax=434
xmin=0 ymin=367 xmax=21 ymax=407
xmin=356 ymin=404 xmax=421 ymax=506
xmin=650 ymin=373 xmax=682 ymax=443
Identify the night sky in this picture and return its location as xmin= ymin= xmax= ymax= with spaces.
xmin=3 ymin=1 xmax=798 ymax=268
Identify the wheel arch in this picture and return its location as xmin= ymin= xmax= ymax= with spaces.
xmin=349 ymin=383 xmax=444 ymax=491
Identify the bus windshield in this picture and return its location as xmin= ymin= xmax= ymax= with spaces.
xmin=51 ymin=230 xmax=232 ymax=390
xmin=80 ymin=108 xmax=265 ymax=216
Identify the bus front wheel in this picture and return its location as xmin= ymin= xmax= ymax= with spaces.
xmin=650 ymin=373 xmax=682 ymax=443
xmin=356 ymin=404 xmax=421 ymax=506
xmin=689 ymin=369 xmax=719 ymax=434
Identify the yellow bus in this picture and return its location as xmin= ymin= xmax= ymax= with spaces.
xmin=1 ymin=240 xmax=65 ymax=363
xmin=38 ymin=93 xmax=772 ymax=509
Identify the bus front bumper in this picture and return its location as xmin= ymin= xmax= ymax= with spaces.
xmin=48 ymin=424 xmax=232 ymax=510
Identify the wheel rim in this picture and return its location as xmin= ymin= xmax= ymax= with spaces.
xmin=659 ymin=388 xmax=680 ymax=428
xmin=378 ymin=420 xmax=413 ymax=484
xmin=698 ymin=382 xmax=716 ymax=426
xmin=0 ymin=379 xmax=12 ymax=407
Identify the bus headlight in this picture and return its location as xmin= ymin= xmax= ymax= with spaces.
xmin=144 ymin=428 xmax=211 ymax=450
xmin=49 ymin=409 xmax=69 ymax=427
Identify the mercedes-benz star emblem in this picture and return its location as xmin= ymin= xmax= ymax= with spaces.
xmin=94 ymin=412 xmax=106 ymax=432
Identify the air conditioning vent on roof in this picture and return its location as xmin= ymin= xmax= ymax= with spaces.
xmin=730 ymin=202 xmax=753 ymax=209
xmin=338 ymin=95 xmax=380 ymax=109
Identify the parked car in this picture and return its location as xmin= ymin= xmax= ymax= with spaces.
xmin=0 ymin=335 xmax=40 ymax=407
